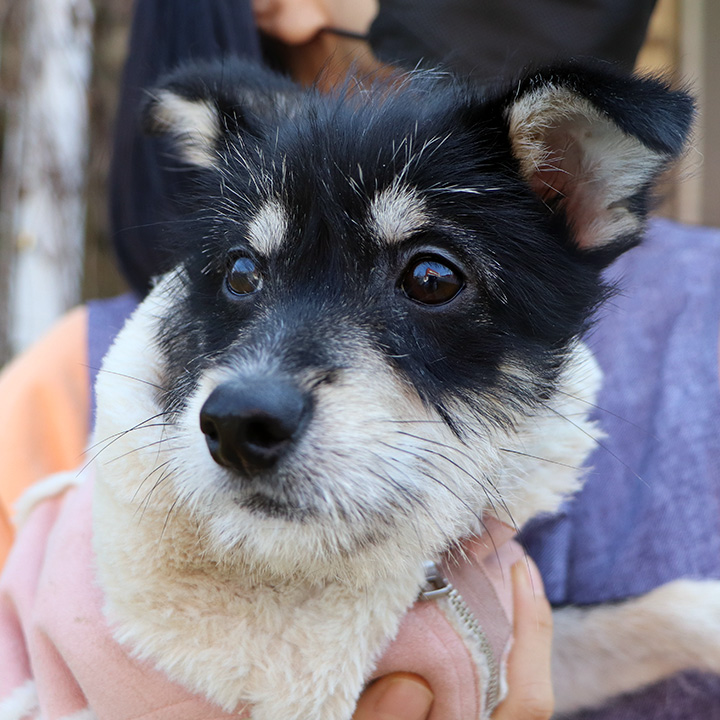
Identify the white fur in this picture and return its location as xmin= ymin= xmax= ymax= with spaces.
xmin=492 ymin=343 xmax=602 ymax=527
xmin=59 ymin=711 xmax=97 ymax=720
xmin=0 ymin=681 xmax=39 ymax=720
xmin=151 ymin=91 xmax=220 ymax=168
xmin=553 ymin=579 xmax=720 ymax=714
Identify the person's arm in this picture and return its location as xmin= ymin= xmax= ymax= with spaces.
xmin=0 ymin=307 xmax=89 ymax=566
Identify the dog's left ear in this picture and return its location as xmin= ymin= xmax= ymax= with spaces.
xmin=497 ymin=63 xmax=694 ymax=260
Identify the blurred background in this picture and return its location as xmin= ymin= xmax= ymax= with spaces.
xmin=0 ymin=0 xmax=716 ymax=367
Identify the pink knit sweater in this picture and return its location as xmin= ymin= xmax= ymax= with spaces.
xmin=0 ymin=474 xmax=519 ymax=720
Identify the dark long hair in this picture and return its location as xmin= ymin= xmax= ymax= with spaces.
xmin=109 ymin=0 xmax=264 ymax=296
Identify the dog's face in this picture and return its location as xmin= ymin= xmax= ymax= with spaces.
xmin=95 ymin=61 xmax=692 ymax=582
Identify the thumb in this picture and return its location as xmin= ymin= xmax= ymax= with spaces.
xmin=354 ymin=673 xmax=434 ymax=720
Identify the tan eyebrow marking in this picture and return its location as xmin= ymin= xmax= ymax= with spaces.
xmin=369 ymin=184 xmax=428 ymax=244
xmin=247 ymin=199 xmax=288 ymax=255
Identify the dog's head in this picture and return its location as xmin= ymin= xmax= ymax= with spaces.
xmin=94 ymin=60 xmax=692 ymax=582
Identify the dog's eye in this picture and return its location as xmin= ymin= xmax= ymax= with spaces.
xmin=226 ymin=257 xmax=263 ymax=296
xmin=401 ymin=257 xmax=464 ymax=305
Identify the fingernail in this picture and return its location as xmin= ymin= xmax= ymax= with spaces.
xmin=374 ymin=677 xmax=434 ymax=720
xmin=513 ymin=558 xmax=545 ymax=598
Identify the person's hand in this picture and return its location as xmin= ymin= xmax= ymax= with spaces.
xmin=353 ymin=557 xmax=554 ymax=720
xmin=493 ymin=558 xmax=554 ymax=720
xmin=353 ymin=673 xmax=434 ymax=720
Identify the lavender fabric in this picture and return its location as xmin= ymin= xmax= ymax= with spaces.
xmin=87 ymin=219 xmax=720 ymax=716
xmin=87 ymin=292 xmax=140 ymax=429
xmin=522 ymin=218 xmax=720 ymax=717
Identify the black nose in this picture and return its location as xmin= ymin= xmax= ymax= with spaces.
xmin=199 ymin=379 xmax=310 ymax=475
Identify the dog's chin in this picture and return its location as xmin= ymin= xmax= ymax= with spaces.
xmin=200 ymin=509 xmax=399 ymax=585
xmin=239 ymin=491 xmax=316 ymax=521
xmin=172 ymin=471 xmax=422 ymax=584
xmin=212 ymin=460 xmax=323 ymax=521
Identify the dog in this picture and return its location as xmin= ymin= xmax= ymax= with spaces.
xmin=80 ymin=59 xmax=713 ymax=719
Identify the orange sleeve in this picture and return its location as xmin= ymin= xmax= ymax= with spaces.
xmin=0 ymin=307 xmax=89 ymax=567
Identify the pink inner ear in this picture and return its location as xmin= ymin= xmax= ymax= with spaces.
xmin=508 ymin=86 xmax=671 ymax=253
xmin=527 ymin=126 xmax=609 ymax=251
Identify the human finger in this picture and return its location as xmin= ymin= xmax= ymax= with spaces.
xmin=353 ymin=672 xmax=434 ymax=720
xmin=492 ymin=558 xmax=554 ymax=720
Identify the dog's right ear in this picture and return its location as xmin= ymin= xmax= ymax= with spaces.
xmin=142 ymin=59 xmax=301 ymax=168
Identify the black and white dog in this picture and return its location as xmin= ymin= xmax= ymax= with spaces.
xmin=90 ymin=60 xmax=709 ymax=719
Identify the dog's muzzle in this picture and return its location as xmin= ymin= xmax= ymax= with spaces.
xmin=199 ymin=378 xmax=310 ymax=475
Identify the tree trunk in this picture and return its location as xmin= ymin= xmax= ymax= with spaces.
xmin=0 ymin=0 xmax=94 ymax=364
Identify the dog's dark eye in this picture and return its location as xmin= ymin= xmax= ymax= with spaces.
xmin=401 ymin=257 xmax=464 ymax=305
xmin=226 ymin=257 xmax=263 ymax=296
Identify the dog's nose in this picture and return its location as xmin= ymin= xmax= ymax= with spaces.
xmin=199 ymin=379 xmax=310 ymax=474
